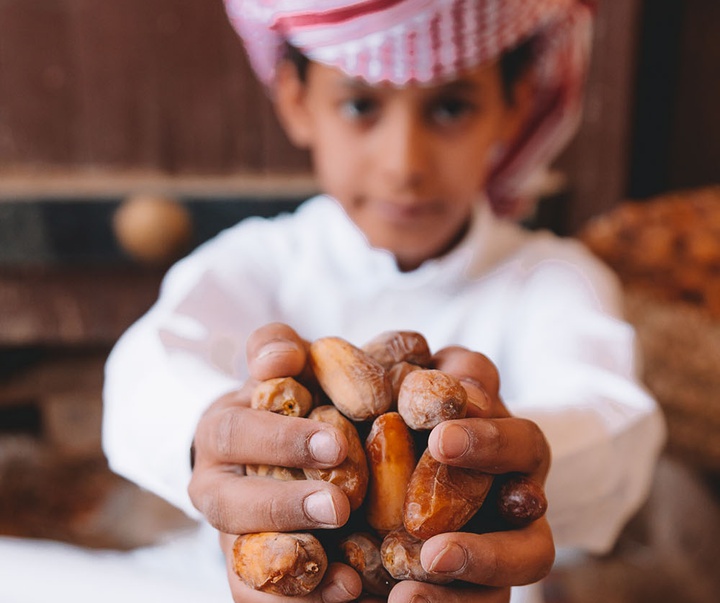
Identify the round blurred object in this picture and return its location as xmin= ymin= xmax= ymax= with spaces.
xmin=113 ymin=194 xmax=193 ymax=264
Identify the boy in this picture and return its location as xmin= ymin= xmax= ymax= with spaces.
xmin=101 ymin=1 xmax=665 ymax=603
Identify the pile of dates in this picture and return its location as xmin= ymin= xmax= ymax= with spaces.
xmin=232 ymin=331 xmax=547 ymax=597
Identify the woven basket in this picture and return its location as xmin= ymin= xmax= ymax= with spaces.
xmin=581 ymin=187 xmax=720 ymax=473
xmin=624 ymin=290 xmax=720 ymax=473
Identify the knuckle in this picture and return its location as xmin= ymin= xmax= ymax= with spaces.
xmin=202 ymin=494 xmax=223 ymax=529
xmin=478 ymin=544 xmax=500 ymax=584
xmin=533 ymin=552 xmax=556 ymax=583
xmin=485 ymin=419 xmax=506 ymax=459
xmin=525 ymin=420 xmax=550 ymax=472
xmin=436 ymin=349 xmax=501 ymax=399
xmin=467 ymin=352 xmax=500 ymax=397
xmin=186 ymin=475 xmax=203 ymax=513
xmin=466 ymin=349 xmax=492 ymax=366
xmin=266 ymin=491 xmax=293 ymax=531
xmin=526 ymin=536 xmax=556 ymax=584
xmin=215 ymin=409 xmax=244 ymax=462
xmin=198 ymin=485 xmax=230 ymax=532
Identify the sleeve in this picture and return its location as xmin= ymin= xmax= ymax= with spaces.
xmin=500 ymin=244 xmax=667 ymax=554
xmin=102 ymin=222 xmax=281 ymax=518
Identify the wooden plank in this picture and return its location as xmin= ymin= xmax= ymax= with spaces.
xmin=67 ymin=0 xmax=163 ymax=168
xmin=0 ymin=266 xmax=163 ymax=345
xmin=0 ymin=172 xmax=318 ymax=200
xmin=554 ymin=0 xmax=644 ymax=232
xmin=144 ymin=0 xmax=257 ymax=172
xmin=0 ymin=0 xmax=309 ymax=174
xmin=0 ymin=353 xmax=104 ymax=405
xmin=0 ymin=0 xmax=81 ymax=166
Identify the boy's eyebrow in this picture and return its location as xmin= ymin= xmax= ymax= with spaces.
xmin=434 ymin=78 xmax=482 ymax=94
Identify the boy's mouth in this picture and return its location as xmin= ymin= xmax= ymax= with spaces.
xmin=373 ymin=199 xmax=442 ymax=225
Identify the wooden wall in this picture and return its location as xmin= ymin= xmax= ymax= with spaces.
xmin=667 ymin=0 xmax=720 ymax=190
xmin=0 ymin=0 xmax=717 ymax=232
xmin=0 ymin=0 xmax=308 ymax=174
xmin=628 ymin=0 xmax=720 ymax=199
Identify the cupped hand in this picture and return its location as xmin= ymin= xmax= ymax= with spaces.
xmin=191 ymin=330 xmax=554 ymax=603
xmin=389 ymin=345 xmax=555 ymax=601
xmin=219 ymin=532 xmax=364 ymax=603
xmin=189 ymin=323 xmax=363 ymax=602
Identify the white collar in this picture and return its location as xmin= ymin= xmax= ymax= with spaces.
xmin=318 ymin=194 xmax=524 ymax=289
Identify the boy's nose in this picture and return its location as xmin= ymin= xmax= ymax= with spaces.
xmin=377 ymin=112 xmax=430 ymax=192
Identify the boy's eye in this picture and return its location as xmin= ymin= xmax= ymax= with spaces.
xmin=340 ymin=97 xmax=379 ymax=120
xmin=430 ymin=98 xmax=475 ymax=124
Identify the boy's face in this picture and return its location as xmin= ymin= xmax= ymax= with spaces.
xmin=275 ymin=59 xmax=526 ymax=271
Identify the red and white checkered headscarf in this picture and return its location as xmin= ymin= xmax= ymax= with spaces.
xmin=224 ymin=0 xmax=594 ymax=217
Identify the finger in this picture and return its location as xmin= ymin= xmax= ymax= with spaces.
xmin=247 ymin=322 xmax=309 ymax=381
xmin=431 ymin=347 xmax=509 ymax=418
xmin=427 ymin=417 xmax=550 ymax=479
xmin=228 ymin=563 xmax=362 ymax=603
xmin=460 ymin=379 xmax=498 ymax=420
xmin=195 ymin=406 xmax=348 ymax=468
xmin=220 ymin=534 xmax=363 ymax=603
xmin=389 ymin=579 xmax=510 ymax=603
xmin=419 ymin=518 xmax=555 ymax=587
xmin=191 ymin=473 xmax=351 ymax=533
xmin=432 ymin=347 xmax=500 ymax=399
xmin=206 ymin=382 xmax=256 ymax=412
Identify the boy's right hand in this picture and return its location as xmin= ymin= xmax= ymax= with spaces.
xmin=188 ymin=323 xmax=365 ymax=602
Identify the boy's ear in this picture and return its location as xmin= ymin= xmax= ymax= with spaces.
xmin=273 ymin=60 xmax=314 ymax=149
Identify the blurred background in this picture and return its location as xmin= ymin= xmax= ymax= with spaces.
xmin=0 ymin=1 xmax=718 ymax=602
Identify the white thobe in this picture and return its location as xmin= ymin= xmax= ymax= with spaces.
xmin=0 ymin=195 xmax=666 ymax=603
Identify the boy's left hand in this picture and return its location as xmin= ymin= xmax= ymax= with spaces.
xmin=382 ymin=345 xmax=555 ymax=602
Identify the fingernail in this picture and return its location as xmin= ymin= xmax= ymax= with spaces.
xmin=437 ymin=423 xmax=470 ymax=459
xmin=427 ymin=542 xmax=467 ymax=573
xmin=256 ymin=340 xmax=300 ymax=360
xmin=411 ymin=597 xmax=430 ymax=603
xmin=321 ymin=578 xmax=361 ymax=602
xmin=309 ymin=429 xmax=342 ymax=464
xmin=461 ymin=379 xmax=492 ymax=413
xmin=304 ymin=491 xmax=338 ymax=526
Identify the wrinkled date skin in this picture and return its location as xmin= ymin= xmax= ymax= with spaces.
xmin=497 ymin=474 xmax=548 ymax=527
xmin=365 ymin=412 xmax=416 ymax=535
xmin=397 ymin=369 xmax=468 ymax=431
xmin=380 ymin=528 xmax=454 ymax=585
xmin=404 ymin=449 xmax=494 ymax=540
xmin=232 ymin=532 xmax=328 ymax=596
xmin=388 ymin=361 xmax=422 ymax=404
xmin=340 ymin=532 xmax=398 ymax=596
xmin=309 ymin=337 xmax=393 ymax=421
xmin=303 ymin=405 xmax=370 ymax=511
xmin=362 ymin=330 xmax=433 ymax=370
xmin=244 ymin=464 xmax=306 ymax=481
xmin=246 ymin=377 xmax=315 ymax=478
xmin=251 ymin=377 xmax=314 ymax=417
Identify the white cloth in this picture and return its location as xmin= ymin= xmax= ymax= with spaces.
xmin=0 ymin=528 xmax=537 ymax=603
xmin=0 ymin=194 xmax=665 ymax=603
xmin=0 ymin=525 xmax=230 ymax=603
